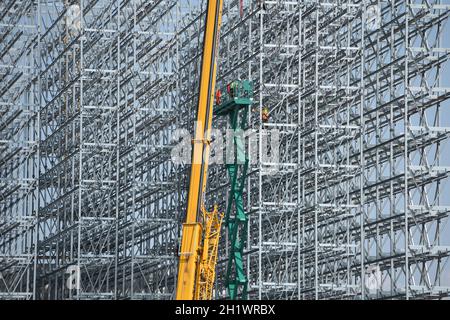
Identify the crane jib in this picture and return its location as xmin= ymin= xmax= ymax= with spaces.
xmin=198 ymin=0 xmax=221 ymax=221
xmin=176 ymin=0 xmax=224 ymax=301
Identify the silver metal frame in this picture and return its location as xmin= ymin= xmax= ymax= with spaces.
xmin=1 ymin=0 xmax=450 ymax=300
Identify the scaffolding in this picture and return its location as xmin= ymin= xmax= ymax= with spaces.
xmin=1 ymin=0 xmax=450 ymax=300
xmin=0 ymin=0 xmax=38 ymax=299
xmin=208 ymin=0 xmax=450 ymax=300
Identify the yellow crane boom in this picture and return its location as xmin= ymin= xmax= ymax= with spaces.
xmin=176 ymin=0 xmax=224 ymax=300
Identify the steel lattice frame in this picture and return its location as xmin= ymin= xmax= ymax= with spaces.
xmin=0 ymin=0 xmax=39 ymax=299
xmin=1 ymin=0 xmax=450 ymax=300
xmin=34 ymin=0 xmax=199 ymax=300
xmin=210 ymin=0 xmax=450 ymax=300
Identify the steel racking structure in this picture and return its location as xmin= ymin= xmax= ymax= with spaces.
xmin=34 ymin=0 xmax=198 ymax=300
xmin=0 ymin=0 xmax=39 ymax=299
xmin=1 ymin=0 xmax=450 ymax=300
xmin=211 ymin=0 xmax=450 ymax=300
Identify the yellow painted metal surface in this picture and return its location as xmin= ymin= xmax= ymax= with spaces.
xmin=195 ymin=205 xmax=224 ymax=300
xmin=176 ymin=0 xmax=224 ymax=300
xmin=176 ymin=223 xmax=202 ymax=300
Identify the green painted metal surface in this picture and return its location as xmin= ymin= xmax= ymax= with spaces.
xmin=214 ymin=80 xmax=253 ymax=299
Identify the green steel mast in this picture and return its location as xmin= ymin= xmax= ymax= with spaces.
xmin=215 ymin=80 xmax=253 ymax=299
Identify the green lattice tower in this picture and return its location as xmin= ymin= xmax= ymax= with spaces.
xmin=214 ymin=80 xmax=253 ymax=299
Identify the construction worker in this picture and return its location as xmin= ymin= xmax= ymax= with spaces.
xmin=257 ymin=0 xmax=267 ymax=11
xmin=215 ymin=89 xmax=222 ymax=105
xmin=262 ymin=106 xmax=270 ymax=123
